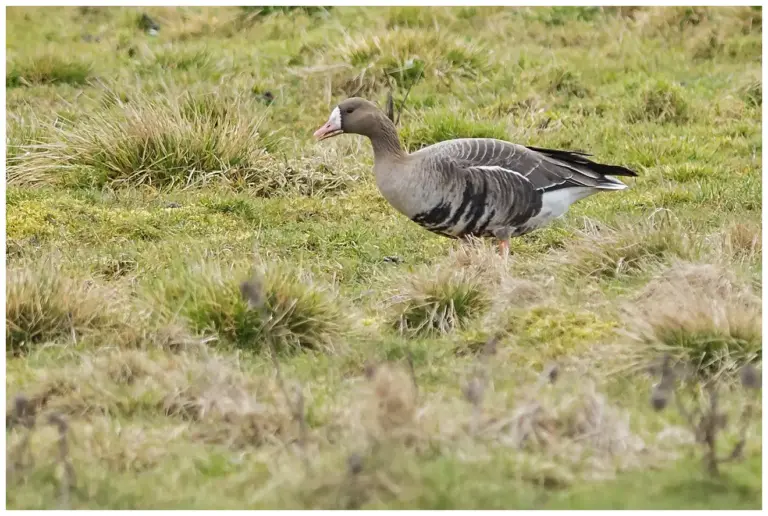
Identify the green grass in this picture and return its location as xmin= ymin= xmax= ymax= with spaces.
xmin=6 ymin=53 xmax=92 ymax=88
xmin=5 ymin=6 xmax=762 ymax=510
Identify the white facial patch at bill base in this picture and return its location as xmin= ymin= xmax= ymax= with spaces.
xmin=328 ymin=106 xmax=342 ymax=131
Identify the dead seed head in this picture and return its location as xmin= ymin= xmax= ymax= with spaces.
xmin=239 ymin=277 xmax=266 ymax=310
xmin=481 ymin=335 xmax=500 ymax=357
xmin=363 ymin=362 xmax=378 ymax=380
xmin=365 ymin=364 xmax=418 ymax=435
xmin=650 ymin=383 xmax=671 ymax=411
xmin=543 ymin=363 xmax=559 ymax=384
xmin=347 ymin=452 xmax=364 ymax=475
xmin=740 ymin=364 xmax=761 ymax=390
xmin=8 ymin=394 xmax=36 ymax=429
xmin=462 ymin=377 xmax=484 ymax=406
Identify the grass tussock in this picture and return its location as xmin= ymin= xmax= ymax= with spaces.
xmin=624 ymin=262 xmax=762 ymax=379
xmin=6 ymin=263 xmax=123 ymax=353
xmin=333 ymin=28 xmax=493 ymax=95
xmin=562 ymin=216 xmax=701 ymax=279
xmin=149 ymin=47 xmax=214 ymax=72
xmin=491 ymin=373 xmax=650 ymax=479
xmin=634 ymin=7 xmax=758 ymax=38
xmin=545 ymin=67 xmax=591 ymax=99
xmin=742 ymin=80 xmax=762 ymax=108
xmin=127 ymin=7 xmax=243 ymax=41
xmin=240 ymin=5 xmax=329 ymax=18
xmin=6 ymin=116 xmax=49 ymax=162
xmin=384 ymin=6 xmax=464 ymax=29
xmin=6 ymin=259 xmax=190 ymax=354
xmin=8 ymin=91 xmax=358 ymax=196
xmin=147 ymin=258 xmax=348 ymax=354
xmin=532 ymin=6 xmax=604 ymax=26
xmin=388 ymin=259 xmax=492 ymax=336
xmin=6 ymin=53 xmax=92 ymax=87
xmin=11 ymin=92 xmax=275 ymax=190
xmin=628 ymin=80 xmax=690 ymax=124
xmin=721 ymin=221 xmax=761 ymax=264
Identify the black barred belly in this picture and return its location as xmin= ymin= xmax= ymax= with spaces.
xmin=410 ymin=174 xmax=542 ymax=239
xmin=410 ymin=201 xmax=464 ymax=238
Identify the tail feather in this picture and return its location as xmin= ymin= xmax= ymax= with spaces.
xmin=596 ymin=176 xmax=629 ymax=190
xmin=526 ymin=145 xmax=638 ymax=178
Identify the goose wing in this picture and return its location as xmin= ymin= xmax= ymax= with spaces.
xmin=428 ymin=138 xmax=637 ymax=193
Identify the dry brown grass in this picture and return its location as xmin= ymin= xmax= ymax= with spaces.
xmin=621 ymin=262 xmax=762 ymax=380
xmin=329 ymin=27 xmax=494 ymax=97
xmin=6 ymin=258 xmax=191 ymax=354
xmin=6 ymin=338 xmax=721 ymax=509
xmin=361 ymin=363 xmax=419 ymax=439
xmin=5 ymin=346 xmax=302 ymax=507
xmin=479 ymin=370 xmax=654 ymax=482
xmin=263 ymin=357 xmax=689 ymax=508
xmin=385 ymin=247 xmax=501 ymax=335
xmin=721 ymin=221 xmax=762 ymax=263
xmin=561 ymin=215 xmax=701 ymax=279
xmin=18 ymin=91 xmax=275 ymax=189
xmin=9 ymin=348 xmax=295 ymax=446
xmin=7 ymin=88 xmax=360 ymax=195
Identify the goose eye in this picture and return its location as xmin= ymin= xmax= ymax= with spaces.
xmin=345 ymin=108 xmax=355 ymax=114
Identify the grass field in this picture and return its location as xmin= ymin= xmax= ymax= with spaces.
xmin=5 ymin=6 xmax=763 ymax=509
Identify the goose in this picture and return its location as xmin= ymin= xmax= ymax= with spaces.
xmin=313 ymin=97 xmax=637 ymax=257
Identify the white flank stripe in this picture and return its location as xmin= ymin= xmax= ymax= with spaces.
xmin=471 ymin=165 xmax=532 ymax=185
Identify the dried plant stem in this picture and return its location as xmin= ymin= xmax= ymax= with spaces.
xmin=395 ymin=66 xmax=423 ymax=126
xmin=240 ymin=279 xmax=311 ymax=472
xmin=654 ymin=359 xmax=761 ymax=477
xmin=6 ymin=395 xmax=36 ymax=482
xmin=385 ymin=90 xmax=395 ymax=123
xmin=463 ymin=335 xmax=498 ymax=435
xmin=264 ymin=333 xmax=310 ymax=471
xmin=293 ymin=386 xmax=310 ymax=472
xmin=702 ymin=383 xmax=720 ymax=476
xmin=48 ymin=413 xmax=75 ymax=509
xmin=7 ymin=396 xmax=76 ymax=508
xmin=406 ymin=349 xmax=419 ymax=401
xmin=722 ymin=400 xmax=753 ymax=463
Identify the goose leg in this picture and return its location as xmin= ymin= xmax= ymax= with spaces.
xmin=492 ymin=228 xmax=512 ymax=262
xmin=498 ymin=239 xmax=510 ymax=261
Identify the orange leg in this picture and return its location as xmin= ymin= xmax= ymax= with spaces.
xmin=498 ymin=239 xmax=510 ymax=261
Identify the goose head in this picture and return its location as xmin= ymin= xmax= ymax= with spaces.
xmin=313 ymin=97 xmax=383 ymax=141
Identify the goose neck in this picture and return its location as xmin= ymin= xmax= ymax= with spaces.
xmin=369 ymin=116 xmax=406 ymax=163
